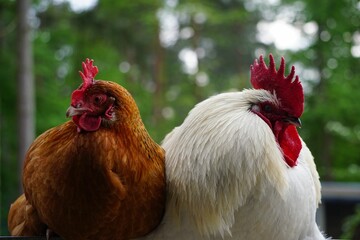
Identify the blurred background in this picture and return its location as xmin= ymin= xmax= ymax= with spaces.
xmin=1 ymin=0 xmax=360 ymax=238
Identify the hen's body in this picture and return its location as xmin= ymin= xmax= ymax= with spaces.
xmin=9 ymin=62 xmax=166 ymax=240
xmin=24 ymin=121 xmax=164 ymax=239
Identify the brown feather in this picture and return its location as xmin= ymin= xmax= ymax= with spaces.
xmin=8 ymin=194 xmax=47 ymax=236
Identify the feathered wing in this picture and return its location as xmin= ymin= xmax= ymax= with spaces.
xmin=13 ymin=122 xmax=126 ymax=238
xmin=14 ymin=119 xmax=165 ymax=239
xmin=300 ymin=140 xmax=322 ymax=205
xmin=161 ymin=90 xmax=290 ymax=237
xmin=8 ymin=194 xmax=46 ymax=236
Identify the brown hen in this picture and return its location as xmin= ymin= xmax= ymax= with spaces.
xmin=8 ymin=59 xmax=166 ymax=240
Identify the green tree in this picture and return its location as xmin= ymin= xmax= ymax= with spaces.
xmin=1 ymin=0 xmax=20 ymax=234
xmin=281 ymin=0 xmax=360 ymax=180
xmin=3 ymin=0 xmax=359 ymax=236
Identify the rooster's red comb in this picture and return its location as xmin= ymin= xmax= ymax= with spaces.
xmin=79 ymin=58 xmax=98 ymax=88
xmin=250 ymin=54 xmax=304 ymax=117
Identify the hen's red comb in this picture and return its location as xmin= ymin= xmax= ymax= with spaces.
xmin=69 ymin=58 xmax=98 ymax=107
xmin=79 ymin=58 xmax=98 ymax=87
xmin=250 ymin=54 xmax=304 ymax=117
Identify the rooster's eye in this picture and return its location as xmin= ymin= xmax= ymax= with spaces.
xmin=263 ymin=104 xmax=272 ymax=113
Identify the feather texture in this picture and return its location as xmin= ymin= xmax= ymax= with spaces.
xmin=140 ymin=89 xmax=325 ymax=240
xmin=9 ymin=76 xmax=166 ymax=239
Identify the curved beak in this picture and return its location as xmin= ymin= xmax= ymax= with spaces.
xmin=284 ymin=117 xmax=302 ymax=128
xmin=66 ymin=106 xmax=89 ymax=118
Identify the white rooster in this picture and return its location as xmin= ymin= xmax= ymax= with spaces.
xmin=142 ymin=54 xmax=326 ymax=240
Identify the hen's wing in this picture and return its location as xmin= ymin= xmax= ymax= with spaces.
xmin=8 ymin=194 xmax=47 ymax=236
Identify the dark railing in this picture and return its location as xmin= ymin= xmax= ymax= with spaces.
xmin=0 ymin=238 xmax=62 ymax=240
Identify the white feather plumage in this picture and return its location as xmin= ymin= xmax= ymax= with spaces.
xmin=141 ymin=89 xmax=326 ymax=240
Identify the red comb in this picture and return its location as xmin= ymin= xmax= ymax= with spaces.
xmin=79 ymin=58 xmax=98 ymax=87
xmin=69 ymin=58 xmax=98 ymax=107
xmin=250 ymin=54 xmax=304 ymax=117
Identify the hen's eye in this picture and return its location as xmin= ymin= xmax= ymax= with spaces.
xmin=91 ymin=94 xmax=108 ymax=105
xmin=263 ymin=104 xmax=272 ymax=113
xmin=94 ymin=96 xmax=102 ymax=104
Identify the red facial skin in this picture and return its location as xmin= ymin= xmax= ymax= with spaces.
xmin=251 ymin=101 xmax=302 ymax=168
xmin=67 ymin=90 xmax=115 ymax=133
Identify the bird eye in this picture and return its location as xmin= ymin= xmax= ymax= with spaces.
xmin=94 ymin=96 xmax=102 ymax=104
xmin=263 ymin=104 xmax=272 ymax=113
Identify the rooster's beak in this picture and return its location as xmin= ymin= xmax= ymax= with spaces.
xmin=284 ymin=117 xmax=302 ymax=128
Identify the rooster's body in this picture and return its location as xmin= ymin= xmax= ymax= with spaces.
xmin=141 ymin=55 xmax=326 ymax=240
xmin=8 ymin=59 xmax=166 ymax=240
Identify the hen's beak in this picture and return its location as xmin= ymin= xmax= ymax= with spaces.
xmin=66 ymin=106 xmax=89 ymax=118
xmin=284 ymin=117 xmax=302 ymax=128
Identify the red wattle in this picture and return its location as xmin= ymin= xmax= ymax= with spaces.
xmin=274 ymin=122 xmax=302 ymax=167
xmin=73 ymin=114 xmax=101 ymax=132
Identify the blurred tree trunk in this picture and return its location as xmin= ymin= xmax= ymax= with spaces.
xmin=190 ymin=15 xmax=202 ymax=102
xmin=152 ymin=24 xmax=165 ymax=125
xmin=16 ymin=0 xmax=35 ymax=192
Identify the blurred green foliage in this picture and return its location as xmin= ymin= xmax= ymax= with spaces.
xmin=1 ymin=0 xmax=360 ymax=236
xmin=342 ymin=204 xmax=360 ymax=239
